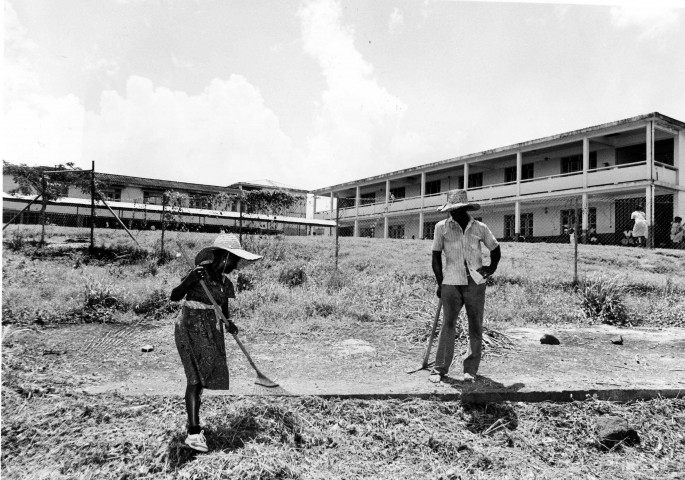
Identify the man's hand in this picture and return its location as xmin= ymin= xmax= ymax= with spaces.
xmin=476 ymin=266 xmax=496 ymax=279
xmin=436 ymin=284 xmax=442 ymax=298
xmin=226 ymin=320 xmax=239 ymax=335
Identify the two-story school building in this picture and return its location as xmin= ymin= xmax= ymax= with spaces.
xmin=3 ymin=168 xmax=333 ymax=234
xmin=312 ymin=112 xmax=685 ymax=247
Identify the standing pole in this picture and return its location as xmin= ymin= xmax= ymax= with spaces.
xmin=40 ymin=173 xmax=47 ymax=246
xmin=335 ymin=195 xmax=340 ymax=270
xmin=573 ymin=197 xmax=579 ymax=285
xmin=90 ymin=161 xmax=95 ymax=253
xmin=239 ymin=188 xmax=244 ymax=242
xmin=161 ymin=194 xmax=167 ymax=259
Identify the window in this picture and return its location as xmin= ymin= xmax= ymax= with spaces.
xmin=504 ymin=167 xmax=516 ymax=183
xmin=389 ymin=187 xmax=405 ymax=200
xmin=425 ymin=180 xmax=441 ymax=195
xmin=189 ymin=196 xmax=209 ymax=209
xmin=360 ymin=192 xmax=376 ymax=205
xmin=458 ymin=172 xmax=483 ymax=189
xmin=655 ymin=138 xmax=674 ymax=165
xmin=388 ymin=224 xmax=405 ymax=239
xmin=561 ymin=152 xmax=597 ymax=174
xmin=503 ymin=213 xmax=533 ymax=238
xmin=423 ymin=221 xmax=439 ymax=240
xmin=520 ymin=213 xmax=533 ymax=238
xmin=504 ymin=164 xmax=534 ymax=183
xmin=616 ymin=144 xmax=645 ymax=165
xmin=504 ymin=214 xmax=515 ymax=239
xmin=560 ymin=208 xmax=596 ymax=232
xmin=101 ymin=188 xmax=122 ymax=201
xmin=143 ymin=191 xmax=163 ymax=205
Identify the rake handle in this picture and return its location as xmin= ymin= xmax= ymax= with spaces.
xmin=421 ymin=299 xmax=442 ymax=368
xmin=176 ymin=241 xmax=265 ymax=377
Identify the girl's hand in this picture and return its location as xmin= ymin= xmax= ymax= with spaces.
xmin=189 ymin=266 xmax=208 ymax=284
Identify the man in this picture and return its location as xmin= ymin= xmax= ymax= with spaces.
xmin=671 ymin=216 xmax=684 ymax=248
xmin=430 ymin=189 xmax=501 ymax=383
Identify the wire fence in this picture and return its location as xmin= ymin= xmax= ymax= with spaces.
xmin=314 ymin=191 xmax=684 ymax=283
xmin=3 ymin=166 xmax=328 ymax=255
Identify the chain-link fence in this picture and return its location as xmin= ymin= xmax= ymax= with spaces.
xmin=315 ymin=190 xmax=684 ymax=282
xmin=3 ymin=165 xmax=330 ymax=254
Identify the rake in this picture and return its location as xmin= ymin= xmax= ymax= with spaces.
xmin=176 ymin=241 xmax=288 ymax=395
xmin=406 ymin=299 xmax=442 ymax=374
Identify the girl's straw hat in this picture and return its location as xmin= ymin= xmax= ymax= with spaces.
xmin=195 ymin=234 xmax=262 ymax=265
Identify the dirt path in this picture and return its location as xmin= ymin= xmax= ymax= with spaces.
xmin=15 ymin=321 xmax=685 ymax=402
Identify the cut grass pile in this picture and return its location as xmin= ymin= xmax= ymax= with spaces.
xmin=2 ymin=387 xmax=684 ymax=479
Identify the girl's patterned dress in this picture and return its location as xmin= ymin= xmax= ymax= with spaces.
xmin=174 ymin=272 xmax=235 ymax=389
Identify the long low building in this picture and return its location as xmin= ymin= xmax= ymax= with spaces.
xmin=312 ymin=112 xmax=684 ymax=248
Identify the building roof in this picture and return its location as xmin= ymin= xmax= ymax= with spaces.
xmin=227 ymin=179 xmax=309 ymax=194
xmin=96 ymin=172 xmax=239 ymax=195
xmin=311 ymin=112 xmax=685 ymax=194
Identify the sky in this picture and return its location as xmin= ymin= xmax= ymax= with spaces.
xmin=3 ymin=0 xmax=685 ymax=191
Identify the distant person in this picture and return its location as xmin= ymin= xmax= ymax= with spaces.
xmin=588 ymin=227 xmax=599 ymax=244
xmin=671 ymin=216 xmax=684 ymax=248
xmin=430 ymin=189 xmax=501 ymax=384
xmin=631 ymin=205 xmax=648 ymax=247
xmin=171 ymin=234 xmax=262 ymax=452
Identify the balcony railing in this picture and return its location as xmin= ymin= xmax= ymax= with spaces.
xmin=314 ymin=160 xmax=676 ymax=219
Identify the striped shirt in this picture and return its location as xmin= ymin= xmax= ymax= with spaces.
xmin=432 ymin=216 xmax=499 ymax=285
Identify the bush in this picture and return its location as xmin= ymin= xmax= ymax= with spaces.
xmin=278 ymin=266 xmax=306 ymax=288
xmin=578 ymin=275 xmax=629 ymax=325
xmin=236 ymin=271 xmax=255 ymax=292
xmin=84 ymin=281 xmax=128 ymax=311
xmin=134 ymin=289 xmax=178 ymax=319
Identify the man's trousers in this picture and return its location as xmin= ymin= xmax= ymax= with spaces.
xmin=433 ymin=280 xmax=487 ymax=376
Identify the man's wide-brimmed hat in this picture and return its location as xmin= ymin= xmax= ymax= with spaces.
xmin=438 ymin=189 xmax=480 ymax=213
xmin=195 ymin=234 xmax=262 ymax=265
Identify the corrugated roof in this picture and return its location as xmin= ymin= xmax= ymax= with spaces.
xmin=97 ymin=172 xmax=239 ymax=194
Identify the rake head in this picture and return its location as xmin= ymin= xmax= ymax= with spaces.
xmin=252 ymin=372 xmax=290 ymax=396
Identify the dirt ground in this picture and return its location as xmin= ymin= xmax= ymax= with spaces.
xmin=11 ymin=319 xmax=685 ymax=402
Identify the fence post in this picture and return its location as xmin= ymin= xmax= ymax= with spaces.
xmin=40 ymin=173 xmax=47 ymax=246
xmin=335 ymin=195 xmax=340 ymax=270
xmin=90 ymin=160 xmax=95 ymax=253
xmin=573 ymin=197 xmax=579 ymax=285
xmin=161 ymin=194 xmax=167 ymax=258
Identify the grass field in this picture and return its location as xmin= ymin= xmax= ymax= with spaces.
xmin=2 ymin=225 xmax=685 ymax=479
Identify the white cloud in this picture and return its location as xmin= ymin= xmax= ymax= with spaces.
xmin=389 ymin=8 xmax=404 ymax=33
xmin=2 ymin=94 xmax=85 ymax=166
xmin=82 ymin=75 xmax=296 ymax=187
xmin=610 ymin=4 xmax=681 ymax=40
xmin=298 ymin=0 xmax=407 ymax=185
xmin=3 ymin=1 xmax=85 ymax=166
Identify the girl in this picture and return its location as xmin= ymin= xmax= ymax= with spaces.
xmin=171 ymin=234 xmax=261 ymax=452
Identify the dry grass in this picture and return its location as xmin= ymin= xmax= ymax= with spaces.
xmin=3 ymin=226 xmax=685 ymax=478
xmin=2 ymin=386 xmax=684 ymax=479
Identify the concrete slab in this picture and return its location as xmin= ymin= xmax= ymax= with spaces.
xmin=80 ymin=324 xmax=685 ymax=403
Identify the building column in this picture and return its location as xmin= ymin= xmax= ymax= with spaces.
xmin=516 ymin=151 xmax=522 ymax=196
xmin=675 ymin=130 xmax=685 ymax=219
xmin=463 ymin=163 xmax=470 ymax=189
xmin=514 ymin=201 xmax=520 ymax=241
xmin=354 ymin=186 xmax=360 ymax=237
xmin=581 ymin=193 xmax=589 ymax=244
xmin=420 ymin=171 xmax=426 ymax=207
xmin=384 ymin=179 xmax=390 ymax=239
xmin=312 ymin=195 xmax=317 ymax=221
xmin=330 ymin=191 xmax=335 ymax=237
xmin=419 ymin=211 xmax=424 ymax=240
xmin=582 ymin=137 xmax=590 ymax=189
xmin=646 ymin=122 xmax=655 ymax=248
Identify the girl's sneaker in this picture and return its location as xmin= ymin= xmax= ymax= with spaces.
xmin=185 ymin=430 xmax=208 ymax=452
